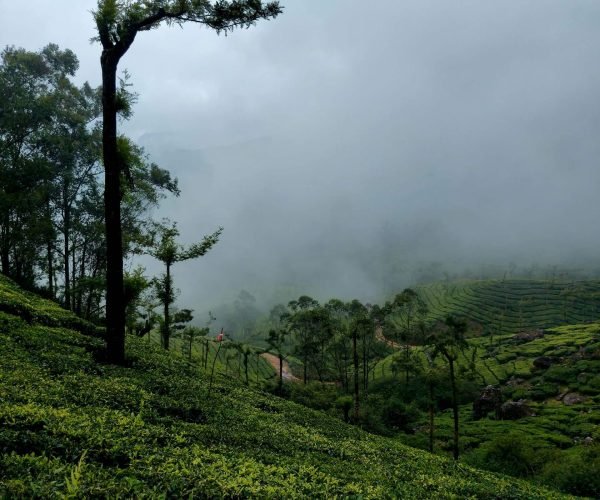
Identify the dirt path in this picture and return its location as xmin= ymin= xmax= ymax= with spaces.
xmin=375 ymin=326 xmax=401 ymax=349
xmin=261 ymin=353 xmax=299 ymax=382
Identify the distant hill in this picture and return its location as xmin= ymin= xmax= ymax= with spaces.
xmin=417 ymin=279 xmax=600 ymax=334
xmin=0 ymin=274 xmax=563 ymax=498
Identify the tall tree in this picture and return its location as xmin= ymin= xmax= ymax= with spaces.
xmin=93 ymin=0 xmax=282 ymax=364
xmin=150 ymin=221 xmax=222 ymax=350
xmin=427 ymin=314 xmax=468 ymax=460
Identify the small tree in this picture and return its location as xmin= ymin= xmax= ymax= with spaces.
xmin=150 ymin=221 xmax=221 ymax=350
xmin=427 ymin=314 xmax=468 ymax=460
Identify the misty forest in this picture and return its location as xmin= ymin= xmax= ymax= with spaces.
xmin=1 ymin=0 xmax=600 ymax=498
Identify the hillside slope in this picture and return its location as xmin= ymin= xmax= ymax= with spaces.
xmin=417 ymin=279 xmax=600 ymax=334
xmin=0 ymin=276 xmax=566 ymax=498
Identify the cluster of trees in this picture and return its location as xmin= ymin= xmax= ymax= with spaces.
xmin=0 ymin=44 xmax=178 ymax=320
xmin=265 ymin=291 xmax=430 ymax=415
xmin=264 ymin=289 xmax=474 ymax=460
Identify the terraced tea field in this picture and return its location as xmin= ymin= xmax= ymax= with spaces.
xmin=417 ymin=279 xmax=600 ymax=335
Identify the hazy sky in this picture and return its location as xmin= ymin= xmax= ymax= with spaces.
xmin=2 ymin=1 xmax=600 ymax=310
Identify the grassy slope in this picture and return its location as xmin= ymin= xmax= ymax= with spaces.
xmin=417 ymin=279 xmax=600 ymax=335
xmin=0 ymin=276 xmax=565 ymax=498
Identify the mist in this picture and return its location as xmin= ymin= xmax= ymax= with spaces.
xmin=2 ymin=0 xmax=600 ymax=312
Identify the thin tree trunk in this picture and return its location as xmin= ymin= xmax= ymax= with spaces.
xmin=71 ymin=235 xmax=77 ymax=311
xmin=449 ymin=358 xmax=459 ymax=460
xmin=279 ymin=353 xmax=283 ymax=390
xmin=162 ymin=262 xmax=171 ymax=350
xmin=362 ymin=335 xmax=367 ymax=391
xmin=353 ymin=328 xmax=359 ymax=422
xmin=429 ymin=381 xmax=435 ymax=453
xmin=76 ymin=240 xmax=87 ymax=316
xmin=63 ymin=187 xmax=71 ymax=310
xmin=303 ymin=352 xmax=308 ymax=385
xmin=46 ymin=240 xmax=54 ymax=298
xmin=343 ymin=349 xmax=348 ymax=392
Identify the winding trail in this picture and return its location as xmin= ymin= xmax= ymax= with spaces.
xmin=375 ymin=326 xmax=401 ymax=349
xmin=261 ymin=353 xmax=300 ymax=382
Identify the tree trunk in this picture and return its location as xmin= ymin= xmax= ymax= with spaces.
xmin=362 ymin=334 xmax=367 ymax=391
xmin=428 ymin=381 xmax=435 ymax=453
xmin=279 ymin=353 xmax=283 ymax=390
xmin=63 ymin=186 xmax=71 ymax=310
xmin=1 ymin=213 xmax=11 ymax=275
xmin=449 ymin=358 xmax=459 ymax=460
xmin=46 ymin=240 xmax=54 ymax=298
xmin=71 ymin=233 xmax=77 ymax=311
xmin=353 ymin=328 xmax=360 ymax=422
xmin=76 ymin=240 xmax=87 ymax=316
xmin=343 ymin=349 xmax=348 ymax=392
xmin=162 ymin=262 xmax=171 ymax=350
xmin=102 ymin=54 xmax=125 ymax=364
xmin=303 ymin=352 xmax=308 ymax=385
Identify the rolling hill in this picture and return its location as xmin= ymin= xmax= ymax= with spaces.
xmin=0 ymin=274 xmax=565 ymax=498
xmin=417 ymin=279 xmax=600 ymax=334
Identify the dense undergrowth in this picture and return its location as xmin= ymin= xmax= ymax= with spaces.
xmin=0 ymin=276 xmax=566 ymax=498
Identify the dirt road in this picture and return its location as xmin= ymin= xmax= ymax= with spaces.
xmin=261 ymin=353 xmax=299 ymax=382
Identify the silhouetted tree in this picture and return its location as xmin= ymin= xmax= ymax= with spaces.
xmin=93 ymin=0 xmax=282 ymax=364
xmin=427 ymin=314 xmax=468 ymax=460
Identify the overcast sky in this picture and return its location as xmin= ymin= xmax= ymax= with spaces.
xmin=2 ymin=0 xmax=600 ymax=310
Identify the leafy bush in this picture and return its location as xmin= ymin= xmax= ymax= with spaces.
xmin=541 ymin=445 xmax=600 ymax=497
xmin=381 ymin=398 xmax=422 ymax=433
xmin=466 ymin=433 xmax=552 ymax=478
xmin=530 ymin=382 xmax=559 ymax=401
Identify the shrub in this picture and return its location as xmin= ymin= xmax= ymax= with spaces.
xmin=467 ymin=433 xmax=552 ymax=478
xmin=381 ymin=398 xmax=422 ymax=433
xmin=542 ymin=445 xmax=600 ymax=497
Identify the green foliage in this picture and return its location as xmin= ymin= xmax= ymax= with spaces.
xmin=541 ymin=445 xmax=600 ymax=497
xmin=466 ymin=433 xmax=551 ymax=478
